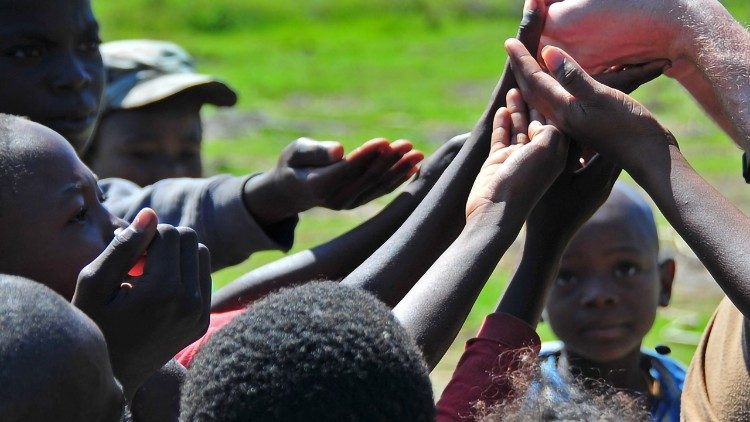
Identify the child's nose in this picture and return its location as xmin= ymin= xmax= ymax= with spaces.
xmin=580 ymin=278 xmax=618 ymax=308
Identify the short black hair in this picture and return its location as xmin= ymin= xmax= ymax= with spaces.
xmin=181 ymin=282 xmax=434 ymax=421
xmin=0 ymin=114 xmax=33 ymax=211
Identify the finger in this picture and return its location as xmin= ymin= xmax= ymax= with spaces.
xmin=143 ymin=224 xmax=182 ymax=283
xmin=505 ymin=39 xmax=574 ymax=123
xmin=326 ymin=148 xmax=409 ymax=209
xmin=285 ymin=138 xmax=345 ymax=167
xmin=506 ymin=89 xmax=530 ymax=144
xmin=491 ymin=108 xmax=512 ymax=152
xmin=74 ymin=208 xmax=158 ymax=302
xmin=518 ymin=0 xmax=546 ymax=57
xmin=349 ymin=151 xmax=424 ymax=207
xmin=540 ymin=45 xmax=601 ymax=100
xmin=593 ymin=60 xmax=668 ymax=94
xmin=529 ymin=107 xmax=546 ymax=125
xmin=389 ymin=139 xmax=414 ymax=156
xmin=528 ymin=120 xmax=545 ymax=140
xmin=177 ymin=227 xmax=201 ymax=310
xmin=197 ymin=244 xmax=212 ymax=330
xmin=345 ymin=138 xmax=391 ymax=161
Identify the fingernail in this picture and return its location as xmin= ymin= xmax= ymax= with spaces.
xmin=132 ymin=208 xmax=155 ymax=232
xmin=542 ymin=47 xmax=565 ymax=74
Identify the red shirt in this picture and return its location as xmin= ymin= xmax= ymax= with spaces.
xmin=436 ymin=312 xmax=541 ymax=421
xmin=175 ymin=309 xmax=245 ymax=367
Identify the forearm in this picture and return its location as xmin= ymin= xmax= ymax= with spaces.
xmin=674 ymin=2 xmax=750 ymax=147
xmin=497 ymin=231 xmax=570 ymax=326
xmin=636 ymin=144 xmax=750 ymax=317
xmin=341 ymin=7 xmax=544 ymax=307
xmin=393 ymin=212 xmax=523 ymax=370
xmin=211 ymin=191 xmax=423 ymax=311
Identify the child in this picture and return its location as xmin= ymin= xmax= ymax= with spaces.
xmin=85 ymin=40 xmax=238 ymax=186
xmin=0 ymin=0 xmax=423 ymax=272
xmin=182 ymin=282 xmax=434 ymax=421
xmin=505 ymin=36 xmax=750 ymax=421
xmin=0 ymin=114 xmax=210 ymax=406
xmin=540 ymin=183 xmax=684 ymax=421
xmin=0 ymin=274 xmax=130 ymax=421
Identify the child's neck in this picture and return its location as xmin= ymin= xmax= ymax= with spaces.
xmin=560 ymin=346 xmax=651 ymax=396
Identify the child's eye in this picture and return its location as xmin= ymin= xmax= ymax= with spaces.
xmin=70 ymin=206 xmax=89 ymax=224
xmin=5 ymin=45 xmax=44 ymax=59
xmin=555 ymin=271 xmax=577 ymax=288
xmin=613 ymin=262 xmax=640 ymax=278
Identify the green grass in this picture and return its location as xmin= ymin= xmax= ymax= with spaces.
xmin=93 ymin=0 xmax=749 ymax=393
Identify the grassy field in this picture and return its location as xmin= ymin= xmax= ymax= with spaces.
xmin=94 ymin=0 xmax=749 ymax=393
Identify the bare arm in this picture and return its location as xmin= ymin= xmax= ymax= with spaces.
xmin=394 ymin=100 xmax=570 ymax=369
xmin=210 ymin=136 xmax=465 ymax=311
xmin=507 ymin=38 xmax=750 ymax=318
xmin=341 ymin=0 xmax=546 ymax=307
xmin=542 ymin=0 xmax=750 ymax=147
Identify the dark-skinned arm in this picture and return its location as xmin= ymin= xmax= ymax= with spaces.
xmin=394 ymin=99 xmax=570 ymax=370
xmin=506 ymin=40 xmax=750 ymax=318
xmin=341 ymin=0 xmax=546 ymax=307
xmin=210 ymin=136 xmax=466 ymax=311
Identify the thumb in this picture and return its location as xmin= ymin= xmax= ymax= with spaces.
xmin=75 ymin=208 xmax=158 ymax=301
xmin=593 ymin=60 xmax=669 ymax=94
xmin=285 ymin=138 xmax=344 ymax=168
xmin=541 ymin=46 xmax=600 ymax=100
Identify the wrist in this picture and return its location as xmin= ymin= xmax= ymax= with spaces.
xmin=243 ymin=173 xmax=300 ymax=225
xmin=670 ymin=0 xmax=736 ymax=70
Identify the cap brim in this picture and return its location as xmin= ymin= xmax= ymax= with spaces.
xmin=116 ymin=73 xmax=238 ymax=109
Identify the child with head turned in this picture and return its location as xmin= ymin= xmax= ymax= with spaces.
xmin=539 ymin=183 xmax=684 ymax=420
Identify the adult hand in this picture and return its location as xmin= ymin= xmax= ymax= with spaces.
xmin=73 ymin=208 xmax=211 ymax=401
xmin=243 ymin=137 xmax=423 ymax=224
xmin=504 ymin=39 xmax=677 ymax=178
xmin=465 ymin=88 xmax=569 ymax=224
xmin=541 ymin=0 xmax=706 ymax=75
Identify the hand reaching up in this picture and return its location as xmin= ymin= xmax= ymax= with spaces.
xmin=465 ymin=88 xmax=569 ymax=224
xmin=72 ymin=208 xmax=211 ymax=401
xmin=504 ymin=39 xmax=677 ymax=180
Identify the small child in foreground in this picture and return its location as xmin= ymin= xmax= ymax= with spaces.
xmin=0 ymin=274 xmax=130 ymax=421
xmin=540 ymin=183 xmax=684 ymax=421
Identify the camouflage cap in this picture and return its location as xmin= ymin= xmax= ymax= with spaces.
xmin=101 ymin=39 xmax=238 ymax=111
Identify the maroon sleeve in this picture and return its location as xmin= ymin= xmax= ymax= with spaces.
xmin=436 ymin=312 xmax=541 ymax=421
xmin=174 ymin=309 xmax=245 ymax=368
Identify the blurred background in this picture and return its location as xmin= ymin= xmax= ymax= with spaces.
xmin=95 ymin=0 xmax=750 ymax=394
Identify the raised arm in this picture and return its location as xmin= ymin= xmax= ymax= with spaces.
xmin=210 ymin=135 xmax=465 ymax=311
xmin=341 ymin=0 xmax=546 ymax=307
xmin=394 ymin=90 xmax=569 ymax=369
xmin=542 ymin=0 xmax=750 ymax=148
xmin=507 ymin=39 xmax=750 ymax=318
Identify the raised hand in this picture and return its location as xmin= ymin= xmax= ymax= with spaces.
xmin=466 ymin=88 xmax=569 ymax=223
xmin=72 ymin=208 xmax=211 ymax=401
xmin=504 ymin=39 xmax=677 ymax=179
xmin=243 ymin=137 xmax=423 ymax=224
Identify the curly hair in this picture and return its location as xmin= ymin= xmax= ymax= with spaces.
xmin=181 ymin=281 xmax=434 ymax=421
xmin=476 ymin=349 xmax=649 ymax=422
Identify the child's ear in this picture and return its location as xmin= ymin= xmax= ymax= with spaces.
xmin=657 ymin=258 xmax=676 ymax=307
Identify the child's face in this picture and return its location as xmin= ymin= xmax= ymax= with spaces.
xmin=545 ymin=203 xmax=673 ymax=363
xmin=89 ymin=97 xmax=203 ymax=186
xmin=0 ymin=120 xmax=125 ymax=300
xmin=0 ymin=0 xmax=104 ymax=152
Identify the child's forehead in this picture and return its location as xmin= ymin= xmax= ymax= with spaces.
xmin=0 ymin=0 xmax=97 ymax=34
